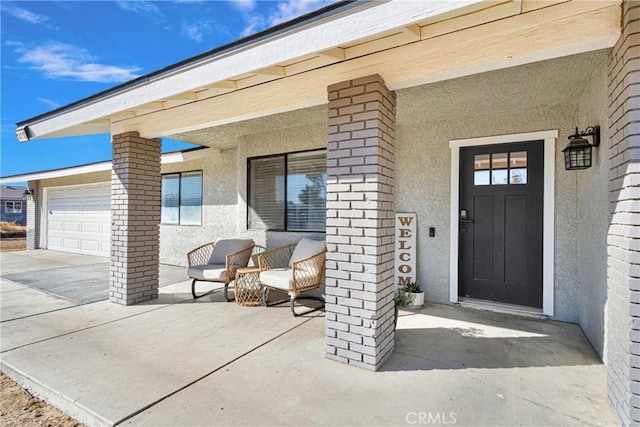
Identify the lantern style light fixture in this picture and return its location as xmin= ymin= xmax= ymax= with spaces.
xmin=562 ymin=125 xmax=600 ymax=170
xmin=23 ymin=188 xmax=34 ymax=201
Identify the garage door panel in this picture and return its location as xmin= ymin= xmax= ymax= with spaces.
xmin=47 ymin=183 xmax=110 ymax=257
xmin=81 ymin=222 xmax=101 ymax=233
xmin=48 ymin=236 xmax=63 ymax=247
xmin=62 ymin=239 xmax=80 ymax=250
xmin=48 ymin=221 xmax=63 ymax=231
xmin=81 ymin=240 xmax=100 ymax=253
xmin=82 ymin=187 xmax=104 ymax=198
xmin=63 ymin=222 xmax=81 ymax=232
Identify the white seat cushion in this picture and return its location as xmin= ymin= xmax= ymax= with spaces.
xmin=188 ymin=264 xmax=228 ymax=281
xmin=209 ymin=239 xmax=253 ymax=264
xmin=289 ymin=238 xmax=326 ymax=267
xmin=260 ymin=268 xmax=293 ymax=291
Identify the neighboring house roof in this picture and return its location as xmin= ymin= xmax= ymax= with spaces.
xmin=15 ymin=0 xmax=621 ymax=144
xmin=0 ymin=185 xmax=27 ymax=200
xmin=0 ymin=146 xmax=213 ymax=184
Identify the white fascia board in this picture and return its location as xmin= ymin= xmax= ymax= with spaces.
xmin=23 ymin=0 xmax=485 ymax=140
xmin=0 ymin=162 xmax=112 ymax=184
xmin=0 ymin=148 xmax=213 ymax=184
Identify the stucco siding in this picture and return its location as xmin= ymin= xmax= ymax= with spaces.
xmin=38 ymin=171 xmax=111 ymax=188
xmin=576 ymin=56 xmax=610 ymax=360
xmin=160 ymin=122 xmax=329 ymax=267
xmin=159 ymin=148 xmax=239 ymax=267
xmin=395 ymin=50 xmax=610 ymax=323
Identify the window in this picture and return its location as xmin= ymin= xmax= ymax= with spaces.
xmin=5 ymin=201 xmax=22 ymax=214
xmin=248 ymin=150 xmax=326 ymax=232
xmin=474 ymin=151 xmax=528 ymax=186
xmin=161 ymin=171 xmax=202 ymax=225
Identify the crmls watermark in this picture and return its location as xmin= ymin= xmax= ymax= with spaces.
xmin=406 ymin=412 xmax=457 ymax=425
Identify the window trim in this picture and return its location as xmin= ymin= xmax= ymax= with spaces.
xmin=5 ymin=201 xmax=22 ymax=214
xmin=161 ymin=170 xmax=203 ymax=226
xmin=247 ymin=148 xmax=326 ymax=232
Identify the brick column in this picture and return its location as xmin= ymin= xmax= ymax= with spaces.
xmin=110 ymin=132 xmax=161 ymax=305
xmin=325 ymin=74 xmax=396 ymax=370
xmin=25 ymin=180 xmax=40 ymax=250
xmin=606 ymin=1 xmax=640 ymax=425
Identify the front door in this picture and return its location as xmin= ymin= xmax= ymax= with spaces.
xmin=459 ymin=141 xmax=543 ymax=307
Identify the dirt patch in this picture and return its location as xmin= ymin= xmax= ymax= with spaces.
xmin=0 ymin=371 xmax=83 ymax=427
xmin=0 ymin=238 xmax=26 ymax=252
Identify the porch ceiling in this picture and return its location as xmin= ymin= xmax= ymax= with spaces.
xmin=16 ymin=0 xmax=620 ymax=144
xmin=397 ymin=49 xmax=610 ymax=124
xmin=170 ymin=105 xmax=327 ymax=150
xmin=168 ymin=49 xmax=608 ymax=148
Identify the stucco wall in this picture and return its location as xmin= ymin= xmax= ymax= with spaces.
xmin=575 ymin=57 xmax=609 ymax=359
xmin=160 ymin=121 xmax=328 ymax=267
xmin=38 ymin=170 xmax=111 ymax=188
xmin=394 ymin=51 xmax=609 ymax=323
xmin=159 ymin=149 xmax=239 ymax=266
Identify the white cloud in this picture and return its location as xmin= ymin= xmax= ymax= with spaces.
xmin=15 ymin=42 xmax=142 ymax=83
xmin=36 ymin=97 xmax=61 ymax=109
xmin=116 ymin=1 xmax=162 ymax=17
xmin=182 ymin=21 xmax=212 ymax=43
xmin=2 ymin=4 xmax=49 ymax=25
xmin=238 ymin=0 xmax=336 ymax=37
xmin=229 ymin=0 xmax=256 ymax=12
xmin=268 ymin=0 xmax=334 ymax=26
xmin=240 ymin=13 xmax=266 ymax=38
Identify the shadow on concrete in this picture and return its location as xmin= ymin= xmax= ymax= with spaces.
xmin=381 ymin=305 xmax=602 ymax=372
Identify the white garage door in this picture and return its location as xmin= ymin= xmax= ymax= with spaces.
xmin=46 ymin=183 xmax=111 ymax=257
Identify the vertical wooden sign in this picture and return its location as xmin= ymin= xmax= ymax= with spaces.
xmin=395 ymin=212 xmax=417 ymax=288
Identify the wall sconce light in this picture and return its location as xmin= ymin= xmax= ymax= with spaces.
xmin=23 ymin=188 xmax=34 ymax=201
xmin=562 ymin=125 xmax=600 ymax=170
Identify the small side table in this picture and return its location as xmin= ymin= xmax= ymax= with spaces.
xmin=234 ymin=267 xmax=267 ymax=307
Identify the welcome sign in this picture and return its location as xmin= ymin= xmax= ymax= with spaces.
xmin=395 ymin=212 xmax=417 ymax=288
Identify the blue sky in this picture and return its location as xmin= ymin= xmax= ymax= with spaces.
xmin=0 ymin=0 xmax=336 ymax=180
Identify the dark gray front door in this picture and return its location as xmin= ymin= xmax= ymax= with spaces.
xmin=459 ymin=141 xmax=543 ymax=307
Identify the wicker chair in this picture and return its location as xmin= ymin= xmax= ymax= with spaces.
xmin=187 ymin=239 xmax=254 ymax=301
xmin=258 ymin=238 xmax=326 ymax=316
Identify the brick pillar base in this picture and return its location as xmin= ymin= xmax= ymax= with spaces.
xmin=26 ymin=180 xmax=40 ymax=250
xmin=325 ymin=74 xmax=396 ymax=370
xmin=606 ymin=1 xmax=640 ymax=424
xmin=110 ymin=132 xmax=161 ymax=305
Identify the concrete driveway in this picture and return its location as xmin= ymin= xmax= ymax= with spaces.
xmin=0 ymin=250 xmax=618 ymax=426
xmin=0 ymin=250 xmax=187 ymax=308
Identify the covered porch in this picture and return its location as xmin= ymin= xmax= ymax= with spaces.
xmin=0 ymin=251 xmax=617 ymax=425
xmin=12 ymin=0 xmax=639 ymax=423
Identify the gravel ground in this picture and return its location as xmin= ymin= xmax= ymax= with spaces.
xmin=0 ymin=237 xmax=26 ymax=252
xmin=0 ymin=371 xmax=83 ymax=427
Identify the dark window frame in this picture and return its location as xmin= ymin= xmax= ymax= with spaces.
xmin=247 ymin=148 xmax=327 ymax=232
xmin=161 ymin=170 xmax=203 ymax=226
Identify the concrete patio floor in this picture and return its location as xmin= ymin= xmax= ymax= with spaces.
xmin=0 ymin=251 xmax=618 ymax=426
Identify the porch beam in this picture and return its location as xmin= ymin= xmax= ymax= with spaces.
xmin=111 ymin=3 xmax=619 ymax=139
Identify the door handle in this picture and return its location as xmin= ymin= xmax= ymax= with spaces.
xmin=459 ymin=209 xmax=473 ymax=223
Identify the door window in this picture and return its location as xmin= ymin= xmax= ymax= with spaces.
xmin=474 ymin=151 xmax=527 ymax=186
